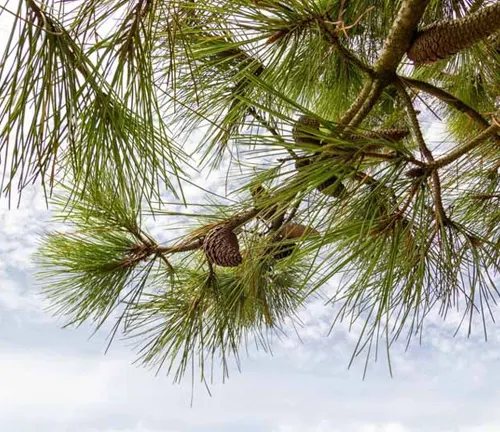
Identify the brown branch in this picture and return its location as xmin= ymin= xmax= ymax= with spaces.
xmin=395 ymin=81 xmax=434 ymax=162
xmin=374 ymin=0 xmax=431 ymax=77
xmin=431 ymin=124 xmax=500 ymax=169
xmin=155 ymin=208 xmax=260 ymax=255
xmin=395 ymin=81 xmax=452 ymax=225
xmin=347 ymin=79 xmax=385 ymax=128
xmin=430 ymin=170 xmax=449 ymax=225
xmin=401 ymin=76 xmax=500 ymax=145
xmin=334 ymin=0 xmax=430 ymax=130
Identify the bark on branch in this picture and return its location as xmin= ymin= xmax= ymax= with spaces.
xmin=431 ymin=124 xmax=500 ymax=169
xmin=374 ymin=0 xmax=431 ymax=76
xmin=155 ymin=208 xmax=260 ymax=255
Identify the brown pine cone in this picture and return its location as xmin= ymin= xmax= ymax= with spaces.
xmin=292 ymin=115 xmax=321 ymax=146
xmin=263 ymin=241 xmax=296 ymax=261
xmin=317 ymin=175 xmax=346 ymax=198
xmin=363 ymin=128 xmax=410 ymax=142
xmin=281 ymin=223 xmax=320 ymax=239
xmin=272 ymin=242 xmax=296 ymax=260
xmin=407 ymin=3 xmax=500 ymax=63
xmin=405 ymin=167 xmax=427 ymax=178
xmin=203 ymin=225 xmax=242 ymax=267
xmin=294 ymin=157 xmax=312 ymax=171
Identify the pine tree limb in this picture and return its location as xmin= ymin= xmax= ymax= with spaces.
xmin=396 ymin=81 xmax=451 ymax=225
xmin=155 ymin=208 xmax=260 ymax=255
xmin=338 ymin=0 xmax=430 ymax=129
xmin=431 ymin=123 xmax=500 ymax=169
xmin=338 ymin=79 xmax=374 ymax=125
xmin=401 ymin=76 xmax=500 ymax=145
xmin=374 ymin=0 xmax=431 ymax=76
xmin=347 ymin=79 xmax=384 ymax=128
xmin=395 ymin=81 xmax=434 ymax=162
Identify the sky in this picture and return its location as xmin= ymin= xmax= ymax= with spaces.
xmin=2 ymin=5 xmax=500 ymax=432
xmin=3 ymin=159 xmax=500 ymax=432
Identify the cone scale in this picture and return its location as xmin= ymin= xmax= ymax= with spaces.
xmin=203 ymin=225 xmax=242 ymax=267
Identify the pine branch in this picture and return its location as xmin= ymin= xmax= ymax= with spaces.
xmin=401 ymin=76 xmax=500 ymax=144
xmin=431 ymin=123 xmax=500 ymax=169
xmin=337 ymin=0 xmax=430 ymax=129
xmin=395 ymin=81 xmax=434 ymax=162
xmin=374 ymin=0 xmax=431 ymax=76
xmin=156 ymin=208 xmax=260 ymax=255
xmin=347 ymin=79 xmax=385 ymax=128
xmin=396 ymin=80 xmax=450 ymax=225
xmin=17 ymin=0 xmax=500 ymax=384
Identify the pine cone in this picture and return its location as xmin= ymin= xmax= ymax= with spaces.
xmin=407 ymin=3 xmax=500 ymax=63
xmin=272 ymin=243 xmax=296 ymax=260
xmin=281 ymin=223 xmax=320 ymax=239
xmin=203 ymin=225 xmax=242 ymax=267
xmin=405 ymin=167 xmax=427 ymax=178
xmin=317 ymin=175 xmax=346 ymax=198
xmin=363 ymin=128 xmax=410 ymax=142
xmin=292 ymin=115 xmax=321 ymax=146
xmin=294 ymin=157 xmax=312 ymax=171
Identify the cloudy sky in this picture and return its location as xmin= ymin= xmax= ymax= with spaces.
xmin=2 ymin=6 xmax=500 ymax=432
xmin=2 ymin=167 xmax=500 ymax=432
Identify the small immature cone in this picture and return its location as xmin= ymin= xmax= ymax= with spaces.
xmin=272 ymin=242 xmax=296 ymax=260
xmin=281 ymin=223 xmax=320 ymax=239
xmin=294 ymin=157 xmax=312 ymax=171
xmin=317 ymin=175 xmax=346 ymax=198
xmin=294 ymin=157 xmax=346 ymax=198
xmin=407 ymin=2 xmax=500 ymax=63
xmin=405 ymin=167 xmax=427 ymax=178
xmin=203 ymin=225 xmax=242 ymax=267
xmin=293 ymin=115 xmax=322 ymax=146
xmin=363 ymin=128 xmax=410 ymax=142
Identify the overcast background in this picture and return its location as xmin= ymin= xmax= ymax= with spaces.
xmin=2 ymin=7 xmax=500 ymax=432
xmin=3 ymin=164 xmax=500 ymax=432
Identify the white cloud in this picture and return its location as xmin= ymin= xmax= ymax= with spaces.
xmin=85 ymin=428 xmax=180 ymax=432
xmin=0 ymin=278 xmax=41 ymax=312
xmin=274 ymin=423 xmax=413 ymax=432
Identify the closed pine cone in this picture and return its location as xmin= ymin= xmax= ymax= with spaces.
xmin=272 ymin=242 xmax=296 ymax=260
xmin=317 ymin=175 xmax=346 ymax=198
xmin=281 ymin=222 xmax=320 ymax=239
xmin=363 ymin=128 xmax=409 ymax=142
xmin=292 ymin=115 xmax=321 ymax=146
xmin=203 ymin=225 xmax=242 ymax=267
